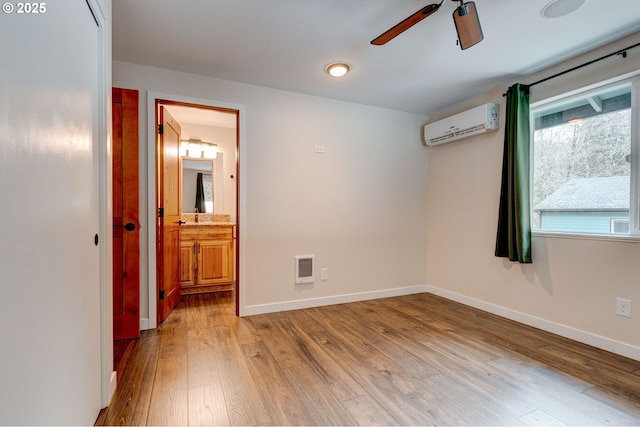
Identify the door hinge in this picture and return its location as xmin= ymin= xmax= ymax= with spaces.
xmin=159 ymin=290 xmax=165 ymax=300
xmin=158 ymin=124 xmax=163 ymax=135
xmin=158 ymin=207 xmax=164 ymax=218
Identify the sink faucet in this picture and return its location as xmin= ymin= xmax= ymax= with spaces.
xmin=194 ymin=207 xmax=199 ymax=223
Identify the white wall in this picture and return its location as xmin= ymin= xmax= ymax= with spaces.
xmin=113 ymin=61 xmax=429 ymax=320
xmin=426 ymin=32 xmax=640 ymax=359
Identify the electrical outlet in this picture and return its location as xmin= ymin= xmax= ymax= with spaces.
xmin=616 ymin=298 xmax=632 ymax=318
xmin=314 ymin=145 xmax=325 ymax=154
xmin=320 ymin=268 xmax=328 ymax=281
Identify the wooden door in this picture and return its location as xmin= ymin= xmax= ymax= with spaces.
xmin=112 ymin=88 xmax=140 ymax=340
xmin=157 ymin=106 xmax=182 ymax=323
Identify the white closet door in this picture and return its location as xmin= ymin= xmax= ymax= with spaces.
xmin=0 ymin=2 xmax=103 ymax=424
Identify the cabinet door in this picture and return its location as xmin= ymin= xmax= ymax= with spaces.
xmin=179 ymin=241 xmax=196 ymax=288
xmin=198 ymin=240 xmax=232 ymax=285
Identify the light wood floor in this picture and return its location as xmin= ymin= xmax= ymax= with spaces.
xmin=96 ymin=292 xmax=640 ymax=426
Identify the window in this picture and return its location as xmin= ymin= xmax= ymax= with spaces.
xmin=611 ymin=218 xmax=630 ymax=234
xmin=203 ymin=174 xmax=214 ymax=213
xmin=531 ymin=77 xmax=638 ymax=237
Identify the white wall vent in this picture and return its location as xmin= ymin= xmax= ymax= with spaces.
xmin=423 ymin=102 xmax=499 ymax=146
xmin=295 ymin=255 xmax=314 ymax=284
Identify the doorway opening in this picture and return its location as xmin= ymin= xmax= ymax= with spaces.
xmin=151 ymin=95 xmax=241 ymax=325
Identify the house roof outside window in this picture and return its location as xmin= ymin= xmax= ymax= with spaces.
xmin=534 ymin=176 xmax=629 ymax=212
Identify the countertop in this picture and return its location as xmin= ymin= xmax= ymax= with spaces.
xmin=180 ymin=221 xmax=235 ymax=228
xmin=180 ymin=213 xmax=233 ymax=227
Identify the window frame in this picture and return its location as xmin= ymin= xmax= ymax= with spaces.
xmin=530 ymin=73 xmax=640 ymax=241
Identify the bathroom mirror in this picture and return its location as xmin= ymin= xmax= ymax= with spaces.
xmin=182 ymin=158 xmax=214 ymax=213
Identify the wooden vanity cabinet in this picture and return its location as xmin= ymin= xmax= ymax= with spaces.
xmin=179 ymin=241 xmax=197 ymax=287
xmin=179 ymin=225 xmax=234 ymax=294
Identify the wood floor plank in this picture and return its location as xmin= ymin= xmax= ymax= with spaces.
xmin=422 ymin=371 xmax=524 ymax=425
xmin=96 ymin=292 xmax=640 ymax=427
xmin=306 ymin=329 xmax=441 ymax=425
xmin=95 ymin=331 xmax=161 ymax=426
xmin=337 ymin=300 xmax=434 ymax=339
xmin=355 ymin=348 xmax=474 ymax=425
xmin=283 ymin=305 xmax=327 ymax=333
xmin=538 ymin=342 xmax=640 ymax=404
xmin=247 ymin=313 xmax=308 ymax=369
xmin=307 ymin=304 xmax=389 ymax=354
xmin=518 ymin=409 xmax=569 ymax=426
xmin=241 ymin=340 xmax=316 ymax=425
xmin=185 ymin=327 xmax=230 ymax=426
xmin=283 ymin=363 xmax=358 ymax=426
xmin=340 ymin=394 xmax=399 ymax=426
xmin=415 ymin=333 xmax=539 ymax=418
xmin=186 ymin=327 xmax=222 ymax=388
xmin=352 ymin=333 xmax=521 ymax=426
xmin=275 ymin=313 xmax=368 ymax=402
xmin=187 ymin=385 xmax=230 ymax=426
xmin=221 ymin=315 xmax=262 ymax=347
xmin=583 ymin=385 xmax=640 ymax=420
xmin=144 ymin=302 xmax=191 ymax=425
xmin=364 ymin=320 xmax=446 ymax=379
xmin=157 ymin=304 xmax=189 ymax=360
xmin=488 ymin=356 xmax=640 ymax=425
xmin=211 ymin=325 xmax=271 ymax=426
xmin=146 ymin=355 xmax=189 ymax=426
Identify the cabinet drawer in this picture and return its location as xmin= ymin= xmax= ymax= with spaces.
xmin=180 ymin=226 xmax=233 ymax=241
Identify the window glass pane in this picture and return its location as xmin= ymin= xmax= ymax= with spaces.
xmin=532 ymin=83 xmax=631 ymax=234
xmin=203 ymin=174 xmax=213 ymax=213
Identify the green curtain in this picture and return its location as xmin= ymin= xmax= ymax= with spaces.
xmin=495 ymin=83 xmax=532 ymax=263
xmin=195 ymin=172 xmax=205 ymax=213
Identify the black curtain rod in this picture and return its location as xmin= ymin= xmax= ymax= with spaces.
xmin=503 ymin=40 xmax=640 ymax=96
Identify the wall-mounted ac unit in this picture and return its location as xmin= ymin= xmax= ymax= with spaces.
xmin=423 ymin=102 xmax=499 ymax=146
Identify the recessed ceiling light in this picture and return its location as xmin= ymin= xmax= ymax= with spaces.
xmin=326 ymin=63 xmax=350 ymax=78
xmin=541 ymin=0 xmax=586 ymax=18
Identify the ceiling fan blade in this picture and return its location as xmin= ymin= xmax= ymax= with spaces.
xmin=371 ymin=3 xmax=442 ymax=46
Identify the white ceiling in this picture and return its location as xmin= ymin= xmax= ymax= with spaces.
xmin=163 ymin=104 xmax=237 ymax=128
xmin=113 ymin=0 xmax=640 ymax=117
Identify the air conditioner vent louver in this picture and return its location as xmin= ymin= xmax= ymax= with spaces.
xmin=295 ymin=255 xmax=314 ymax=284
xmin=423 ymin=103 xmax=499 ymax=146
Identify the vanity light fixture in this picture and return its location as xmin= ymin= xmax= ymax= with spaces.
xmin=202 ymin=143 xmax=217 ymax=159
xmin=181 ymin=139 xmax=218 ymax=159
xmin=326 ymin=62 xmax=350 ymax=78
xmin=188 ymin=141 xmax=203 ymax=158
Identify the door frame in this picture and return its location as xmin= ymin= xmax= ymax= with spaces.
xmin=87 ymin=0 xmax=116 ymax=409
xmin=146 ymin=91 xmax=245 ymax=328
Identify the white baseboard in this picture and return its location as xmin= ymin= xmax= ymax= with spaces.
xmin=425 ymin=285 xmax=640 ymax=362
xmin=108 ymin=370 xmax=117 ymax=404
xmin=140 ymin=318 xmax=150 ymax=331
xmin=242 ymin=285 xmax=429 ymax=316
